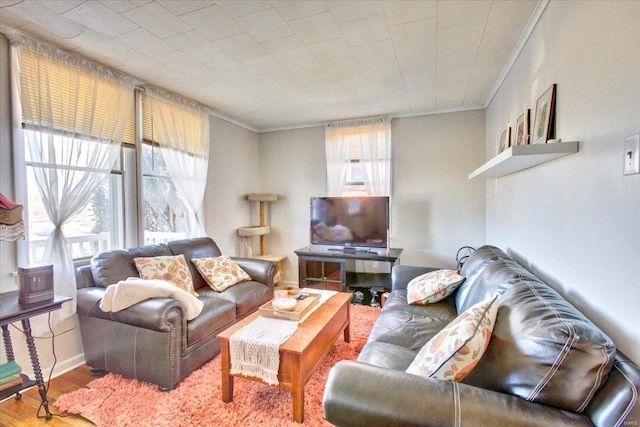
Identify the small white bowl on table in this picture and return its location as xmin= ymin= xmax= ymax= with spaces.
xmin=272 ymin=297 xmax=297 ymax=311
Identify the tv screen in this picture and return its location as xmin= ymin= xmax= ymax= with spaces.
xmin=310 ymin=196 xmax=389 ymax=248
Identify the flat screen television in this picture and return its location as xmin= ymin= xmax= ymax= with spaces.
xmin=310 ymin=196 xmax=389 ymax=249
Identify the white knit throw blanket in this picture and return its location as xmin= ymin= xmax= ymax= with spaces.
xmin=229 ymin=316 xmax=298 ymax=385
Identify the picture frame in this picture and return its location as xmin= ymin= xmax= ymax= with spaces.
xmin=498 ymin=130 xmax=506 ymax=153
xmin=515 ymin=109 xmax=530 ymax=145
xmin=498 ymin=126 xmax=511 ymax=153
xmin=532 ymin=84 xmax=556 ymax=144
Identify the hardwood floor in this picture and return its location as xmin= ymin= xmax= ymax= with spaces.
xmin=0 ymin=365 xmax=94 ymax=426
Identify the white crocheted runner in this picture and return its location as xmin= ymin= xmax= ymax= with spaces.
xmin=229 ymin=316 xmax=298 ymax=385
xmin=229 ymin=289 xmax=338 ymax=385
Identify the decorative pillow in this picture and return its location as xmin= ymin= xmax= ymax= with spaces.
xmin=406 ymin=295 xmax=499 ymax=381
xmin=133 ymin=254 xmax=197 ymax=296
xmin=191 ymin=256 xmax=252 ymax=292
xmin=407 ymin=269 xmax=465 ymax=305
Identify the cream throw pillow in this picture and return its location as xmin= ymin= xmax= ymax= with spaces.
xmin=191 ymin=256 xmax=252 ymax=292
xmin=133 ymin=254 xmax=197 ymax=297
xmin=407 ymin=269 xmax=465 ymax=305
xmin=406 ymin=295 xmax=499 ymax=381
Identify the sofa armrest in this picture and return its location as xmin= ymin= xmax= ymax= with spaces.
xmin=231 ymin=257 xmax=276 ymax=289
xmin=391 ymin=265 xmax=440 ymax=291
xmin=77 ymin=287 xmax=184 ymax=332
xmin=323 ymin=361 xmax=592 ymax=427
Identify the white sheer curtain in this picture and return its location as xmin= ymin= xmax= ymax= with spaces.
xmin=145 ymin=88 xmax=210 ymax=237
xmin=360 ymin=120 xmax=391 ymax=196
xmin=325 ymin=117 xmax=391 ymax=196
xmin=12 ymin=37 xmax=134 ymax=316
xmin=325 ymin=126 xmax=350 ymax=196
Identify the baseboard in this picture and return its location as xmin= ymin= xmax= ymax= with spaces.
xmin=47 ymin=353 xmax=86 ymax=381
xmin=279 ymin=280 xmax=299 ymax=288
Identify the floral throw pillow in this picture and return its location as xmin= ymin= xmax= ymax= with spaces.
xmin=406 ymin=295 xmax=499 ymax=381
xmin=133 ymin=254 xmax=197 ymax=297
xmin=191 ymin=256 xmax=252 ymax=292
xmin=407 ymin=269 xmax=465 ymax=305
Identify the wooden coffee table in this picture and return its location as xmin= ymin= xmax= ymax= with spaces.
xmin=217 ymin=292 xmax=351 ymax=423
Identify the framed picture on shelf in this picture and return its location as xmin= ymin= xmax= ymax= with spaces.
xmin=498 ymin=127 xmax=511 ymax=153
xmin=515 ymin=109 xmax=529 ymax=145
xmin=532 ymin=84 xmax=556 ymax=144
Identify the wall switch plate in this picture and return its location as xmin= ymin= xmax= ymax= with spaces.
xmin=623 ymin=134 xmax=640 ymax=175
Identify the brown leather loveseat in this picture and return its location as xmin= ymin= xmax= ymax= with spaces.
xmin=75 ymin=237 xmax=276 ymax=390
xmin=323 ymin=245 xmax=640 ymax=426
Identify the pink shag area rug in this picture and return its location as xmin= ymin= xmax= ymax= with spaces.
xmin=54 ymin=304 xmax=379 ymax=427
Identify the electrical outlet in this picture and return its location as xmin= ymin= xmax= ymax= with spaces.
xmin=623 ymin=134 xmax=640 ymax=175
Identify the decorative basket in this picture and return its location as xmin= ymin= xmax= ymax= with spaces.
xmin=0 ymin=203 xmax=23 ymax=225
xmin=0 ymin=193 xmax=25 ymax=241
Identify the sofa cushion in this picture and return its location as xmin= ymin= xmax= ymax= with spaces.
xmin=357 ymin=342 xmax=417 ymax=370
xmin=462 ymin=281 xmax=616 ymax=413
xmin=367 ymin=291 xmax=458 ymax=351
xmin=191 ymin=256 xmax=251 ymax=292
xmin=91 ymin=250 xmax=139 ymax=288
xmin=186 ymin=296 xmax=236 ymax=346
xmin=406 ymin=295 xmax=498 ymax=381
xmin=198 ymin=280 xmax=270 ymax=318
xmin=457 ymin=258 xmax=540 ymax=313
xmin=134 ymin=254 xmax=197 ymax=296
xmin=456 ymin=245 xmax=511 ymax=310
xmin=407 ymin=269 xmax=464 ymax=305
xmin=90 ymin=244 xmax=174 ymax=288
xmin=167 ymin=237 xmax=222 ymax=290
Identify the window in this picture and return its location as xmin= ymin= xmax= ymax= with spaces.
xmin=24 ymin=132 xmax=125 ymax=263
xmin=14 ymin=39 xmax=134 ymax=265
xmin=12 ymin=36 xmax=135 ymax=315
xmin=140 ymin=91 xmax=209 ymax=244
xmin=325 ymin=118 xmax=392 ymax=197
xmin=140 ymin=141 xmax=188 ymax=244
xmin=342 ymin=160 xmax=366 ymax=196
xmin=14 ymin=40 xmax=209 ymax=264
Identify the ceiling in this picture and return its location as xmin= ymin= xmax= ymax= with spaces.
xmin=0 ymin=0 xmax=540 ymax=132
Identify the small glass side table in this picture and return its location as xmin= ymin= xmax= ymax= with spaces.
xmin=0 ymin=291 xmax=71 ymax=419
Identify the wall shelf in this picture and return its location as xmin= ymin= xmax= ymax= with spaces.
xmin=469 ymin=141 xmax=579 ymax=179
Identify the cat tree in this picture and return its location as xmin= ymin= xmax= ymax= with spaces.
xmin=237 ymin=193 xmax=285 ymax=285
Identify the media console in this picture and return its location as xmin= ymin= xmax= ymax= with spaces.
xmin=294 ymin=246 xmax=403 ymax=292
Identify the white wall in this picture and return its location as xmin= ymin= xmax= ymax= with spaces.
xmin=258 ymin=126 xmax=327 ymax=283
xmin=205 ymin=116 xmax=261 ymax=255
xmin=392 ymin=111 xmax=486 ymax=267
xmin=258 ymin=111 xmax=486 ymax=283
xmin=485 ymin=0 xmax=640 ymax=363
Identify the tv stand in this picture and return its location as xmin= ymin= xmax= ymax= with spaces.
xmin=294 ymin=246 xmax=403 ymax=292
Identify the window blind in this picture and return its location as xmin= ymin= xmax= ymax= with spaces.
xmin=18 ymin=48 xmax=136 ymax=145
xmin=141 ymin=92 xmax=207 ymax=156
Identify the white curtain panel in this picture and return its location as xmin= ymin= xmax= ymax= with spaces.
xmin=13 ymin=37 xmax=134 ymax=316
xmin=325 ymin=126 xmax=350 ymax=196
xmin=360 ymin=121 xmax=392 ymax=196
xmin=326 ymin=117 xmax=391 ymax=196
xmin=146 ymin=89 xmax=210 ymax=238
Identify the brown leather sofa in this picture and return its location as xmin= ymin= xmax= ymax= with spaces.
xmin=75 ymin=237 xmax=276 ymax=390
xmin=323 ymin=245 xmax=640 ymax=426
